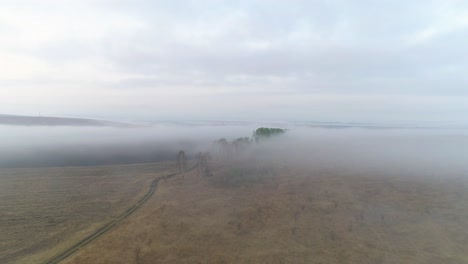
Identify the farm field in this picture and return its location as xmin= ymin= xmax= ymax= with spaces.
xmin=63 ymin=160 xmax=468 ymax=264
xmin=2 ymin=0 xmax=467 ymax=262
xmin=0 ymin=162 xmax=175 ymax=264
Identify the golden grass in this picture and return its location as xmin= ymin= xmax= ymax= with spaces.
xmin=63 ymin=162 xmax=468 ymax=264
xmin=0 ymin=162 xmax=174 ymax=264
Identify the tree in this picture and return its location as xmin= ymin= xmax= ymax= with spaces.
xmin=196 ymin=152 xmax=203 ymax=176
xmin=196 ymin=152 xmax=212 ymax=177
xmin=252 ymin=127 xmax=286 ymax=142
xmin=232 ymin=137 xmax=251 ymax=153
xmin=176 ymin=150 xmax=187 ymax=172
xmin=213 ymin=138 xmax=230 ymax=158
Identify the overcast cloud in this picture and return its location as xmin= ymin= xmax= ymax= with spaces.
xmin=1 ymin=0 xmax=468 ymax=124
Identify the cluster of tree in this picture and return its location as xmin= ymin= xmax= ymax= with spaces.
xmin=214 ymin=136 xmax=251 ymax=150
xmin=252 ymin=127 xmax=286 ymax=142
xmin=213 ymin=137 xmax=250 ymax=157
xmin=212 ymin=127 xmax=286 ymax=158
xmin=175 ymin=128 xmax=286 ymax=177
xmin=196 ymin=152 xmax=212 ymax=177
xmin=214 ymin=127 xmax=285 ymax=147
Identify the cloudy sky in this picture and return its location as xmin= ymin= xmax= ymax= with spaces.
xmin=1 ymin=0 xmax=467 ymax=124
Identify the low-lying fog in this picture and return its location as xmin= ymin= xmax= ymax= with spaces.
xmin=256 ymin=128 xmax=468 ymax=179
xmin=0 ymin=124 xmax=254 ymax=168
xmin=1 ymin=124 xmax=467 ymax=179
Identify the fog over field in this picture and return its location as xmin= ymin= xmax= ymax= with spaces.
xmin=2 ymin=0 xmax=468 ymax=262
xmin=0 ymin=124 xmax=244 ymax=167
xmin=257 ymin=128 xmax=468 ymax=179
xmin=2 ymin=123 xmax=467 ymax=180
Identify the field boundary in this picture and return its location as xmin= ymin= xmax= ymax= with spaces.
xmin=45 ymin=166 xmax=194 ymax=264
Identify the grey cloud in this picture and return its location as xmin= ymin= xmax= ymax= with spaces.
xmin=1 ymin=0 xmax=468 ymax=122
xmin=97 ymin=1 xmax=466 ymax=92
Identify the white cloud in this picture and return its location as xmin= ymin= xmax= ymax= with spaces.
xmin=0 ymin=0 xmax=467 ymax=124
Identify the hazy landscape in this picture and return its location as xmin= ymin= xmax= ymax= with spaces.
xmin=0 ymin=161 xmax=175 ymax=263
xmin=2 ymin=0 xmax=468 ymax=263
xmin=64 ymin=162 xmax=468 ymax=264
xmin=0 ymin=114 xmax=132 ymax=127
xmin=1 ymin=120 xmax=468 ymax=263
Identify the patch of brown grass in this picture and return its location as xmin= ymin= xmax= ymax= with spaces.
xmin=64 ymin=162 xmax=468 ymax=264
xmin=0 ymin=162 xmax=174 ymax=264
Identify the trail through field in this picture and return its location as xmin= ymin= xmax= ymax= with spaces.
xmin=46 ymin=166 xmax=194 ymax=264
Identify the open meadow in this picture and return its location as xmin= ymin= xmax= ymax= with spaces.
xmin=63 ymin=159 xmax=468 ymax=264
xmin=0 ymin=162 xmax=175 ymax=264
xmin=3 ymin=0 xmax=468 ymax=261
xmin=2 ymin=127 xmax=468 ymax=264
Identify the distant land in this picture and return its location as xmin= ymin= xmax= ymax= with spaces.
xmin=150 ymin=120 xmax=438 ymax=130
xmin=1 ymin=114 xmax=463 ymax=130
xmin=0 ymin=114 xmax=131 ymax=127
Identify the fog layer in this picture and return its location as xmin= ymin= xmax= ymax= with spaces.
xmin=0 ymin=124 xmax=253 ymax=168
xmin=251 ymin=128 xmax=468 ymax=179
xmin=1 ymin=124 xmax=467 ymax=180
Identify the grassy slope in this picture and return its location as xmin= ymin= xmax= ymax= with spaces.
xmin=64 ymin=162 xmax=468 ymax=264
xmin=0 ymin=162 xmax=174 ymax=264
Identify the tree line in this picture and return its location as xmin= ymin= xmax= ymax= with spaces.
xmin=176 ymin=127 xmax=286 ymax=176
xmin=214 ymin=127 xmax=286 ymax=148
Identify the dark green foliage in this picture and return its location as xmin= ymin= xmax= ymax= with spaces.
xmin=212 ymin=127 xmax=286 ymax=158
xmin=252 ymin=127 xmax=286 ymax=142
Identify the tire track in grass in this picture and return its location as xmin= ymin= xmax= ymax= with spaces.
xmin=46 ymin=166 xmax=195 ymax=264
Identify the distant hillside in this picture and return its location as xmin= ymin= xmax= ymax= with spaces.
xmin=0 ymin=114 xmax=130 ymax=127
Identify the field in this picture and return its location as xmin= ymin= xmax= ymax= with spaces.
xmin=0 ymin=162 xmax=175 ymax=264
xmin=60 ymin=160 xmax=468 ymax=264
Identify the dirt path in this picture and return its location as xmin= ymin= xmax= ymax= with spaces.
xmin=45 ymin=167 xmax=194 ymax=264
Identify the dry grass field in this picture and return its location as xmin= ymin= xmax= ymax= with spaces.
xmin=63 ymin=160 xmax=468 ymax=264
xmin=0 ymin=162 xmax=175 ymax=264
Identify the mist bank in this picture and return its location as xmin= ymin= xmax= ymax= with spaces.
xmin=0 ymin=124 xmax=255 ymax=168
xmin=1 ymin=124 xmax=467 ymax=179
xmin=3 ymin=114 xmax=463 ymax=130
xmin=245 ymin=128 xmax=468 ymax=179
xmin=0 ymin=114 xmax=132 ymax=127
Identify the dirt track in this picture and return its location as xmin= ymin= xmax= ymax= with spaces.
xmin=45 ymin=167 xmax=193 ymax=264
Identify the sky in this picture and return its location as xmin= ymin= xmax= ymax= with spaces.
xmin=1 ymin=0 xmax=468 ymax=124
